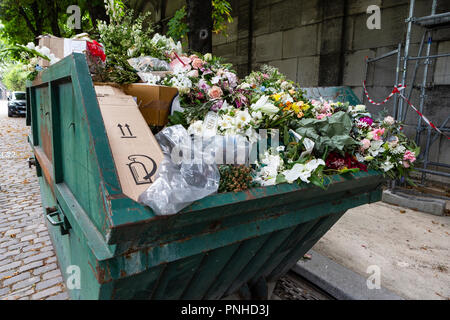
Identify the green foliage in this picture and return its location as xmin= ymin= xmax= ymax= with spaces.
xmin=167 ymin=6 xmax=189 ymax=42
xmin=2 ymin=64 xmax=28 ymax=91
xmin=294 ymin=111 xmax=358 ymax=154
xmin=212 ymin=0 xmax=234 ymax=35
xmin=97 ymin=8 xmax=159 ymax=83
xmin=168 ymin=111 xmax=188 ymax=128
xmin=167 ymin=0 xmax=234 ymax=42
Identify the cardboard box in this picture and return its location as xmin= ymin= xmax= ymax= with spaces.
xmin=121 ymin=84 xmax=178 ymax=127
xmin=37 ymin=35 xmax=87 ymax=67
xmin=94 ymin=85 xmax=164 ymax=203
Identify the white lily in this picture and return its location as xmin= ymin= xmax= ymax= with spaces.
xmin=251 ymin=96 xmax=279 ymax=115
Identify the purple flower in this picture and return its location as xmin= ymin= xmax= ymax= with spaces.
xmin=198 ymin=79 xmax=210 ymax=91
xmin=211 ymin=100 xmax=224 ymax=111
xmin=359 ymin=117 xmax=374 ymax=127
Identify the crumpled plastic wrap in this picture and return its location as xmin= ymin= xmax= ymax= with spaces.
xmin=128 ymin=56 xmax=171 ymax=72
xmin=138 ymin=125 xmax=220 ymax=215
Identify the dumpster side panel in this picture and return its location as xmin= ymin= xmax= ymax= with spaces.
xmin=38 ymin=176 xmax=102 ymax=300
xmin=56 ymin=81 xmax=105 ymax=232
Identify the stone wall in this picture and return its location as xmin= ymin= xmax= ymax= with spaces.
xmin=212 ymin=0 xmax=450 ymax=183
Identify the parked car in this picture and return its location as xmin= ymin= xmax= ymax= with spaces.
xmin=8 ymin=91 xmax=27 ymax=117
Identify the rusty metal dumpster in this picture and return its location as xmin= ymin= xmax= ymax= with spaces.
xmin=26 ymin=53 xmax=385 ymax=300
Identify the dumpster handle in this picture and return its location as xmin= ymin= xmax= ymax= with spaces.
xmin=45 ymin=207 xmax=64 ymax=226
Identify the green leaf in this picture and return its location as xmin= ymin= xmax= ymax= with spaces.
xmin=276 ymin=174 xmax=287 ymax=184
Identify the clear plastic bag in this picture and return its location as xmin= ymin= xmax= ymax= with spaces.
xmin=128 ymin=56 xmax=171 ymax=72
xmin=138 ymin=125 xmax=220 ymax=215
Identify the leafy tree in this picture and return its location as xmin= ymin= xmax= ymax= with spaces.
xmin=0 ymin=0 xmax=107 ymax=45
xmin=2 ymin=63 xmax=27 ymax=91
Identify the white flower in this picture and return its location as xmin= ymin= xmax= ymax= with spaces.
xmin=276 ymin=146 xmax=285 ymax=152
xmin=218 ymin=115 xmax=234 ymax=130
xmin=251 ymin=96 xmax=279 ymax=115
xmin=380 ymin=157 xmax=394 ymax=172
xmin=211 ymin=75 xmax=221 ymax=84
xmin=369 ymin=140 xmax=384 ymax=157
xmin=305 ymin=159 xmax=325 ymax=172
xmin=236 ymin=109 xmax=252 ymax=125
xmin=391 ymin=145 xmax=406 ymax=155
xmin=204 ymin=53 xmax=213 ymax=61
xmin=251 ymin=111 xmax=263 ymax=121
xmin=26 ymin=42 xmax=35 ymax=50
xmin=187 ymin=120 xmax=204 ymax=136
xmin=38 ymin=46 xmax=51 ymax=57
xmin=282 ymin=159 xmax=325 ymax=184
xmin=245 ymin=127 xmax=259 ymax=144
xmin=356 ymin=153 xmax=365 ymax=163
xmin=280 ymin=81 xmax=292 ymax=90
xmin=384 ymin=116 xmax=395 ymax=126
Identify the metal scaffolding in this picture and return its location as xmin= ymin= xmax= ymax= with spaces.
xmin=363 ymin=0 xmax=450 ymax=185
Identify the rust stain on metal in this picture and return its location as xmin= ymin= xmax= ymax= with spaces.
xmin=40 ymin=126 xmax=53 ymax=162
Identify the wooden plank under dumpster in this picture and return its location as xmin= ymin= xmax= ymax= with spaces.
xmin=27 ymin=53 xmax=385 ymax=300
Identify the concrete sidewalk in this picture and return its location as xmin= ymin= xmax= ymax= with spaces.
xmin=313 ymin=202 xmax=450 ymax=300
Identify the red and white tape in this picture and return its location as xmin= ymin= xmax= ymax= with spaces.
xmin=363 ymin=81 xmax=450 ymax=140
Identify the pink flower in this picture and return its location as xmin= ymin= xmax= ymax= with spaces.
xmin=403 ymin=150 xmax=416 ymax=163
xmin=170 ymin=55 xmax=192 ymax=71
xmin=189 ymin=54 xmax=199 ymax=60
xmin=371 ymin=128 xmax=385 ymax=141
xmin=198 ymin=79 xmax=210 ymax=91
xmin=208 ymin=86 xmax=223 ymax=99
xmin=211 ymin=100 xmax=224 ymax=111
xmin=361 ymin=139 xmax=371 ymax=150
xmin=403 ymin=161 xmax=411 ymax=168
xmin=187 ymin=70 xmax=199 ymax=78
xmin=192 ymin=58 xmax=204 ymax=70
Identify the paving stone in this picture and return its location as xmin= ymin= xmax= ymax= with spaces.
xmin=32 ymin=285 xmax=63 ymax=300
xmin=11 ymin=276 xmax=39 ymax=290
xmin=36 ymin=276 xmax=63 ymax=291
xmin=23 ymin=251 xmax=54 ymax=264
xmin=33 ymin=263 xmax=57 ymax=276
xmin=0 ymin=114 xmax=67 ymax=300
xmin=2 ymin=271 xmax=31 ymax=286
xmin=43 ymin=269 xmax=62 ymax=280
xmin=0 ymin=261 xmax=21 ymax=272
xmin=45 ymin=291 xmax=70 ymax=300
xmin=17 ymin=260 xmax=43 ymax=273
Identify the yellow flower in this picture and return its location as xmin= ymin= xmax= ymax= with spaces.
xmin=301 ymin=103 xmax=311 ymax=111
xmin=271 ymin=93 xmax=282 ymax=102
xmin=292 ymin=102 xmax=301 ymax=114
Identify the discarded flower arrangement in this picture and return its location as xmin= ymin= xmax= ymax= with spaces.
xmin=16 ymin=8 xmax=419 ymax=215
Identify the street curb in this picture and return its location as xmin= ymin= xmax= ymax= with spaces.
xmin=382 ymin=189 xmax=446 ymax=216
xmin=292 ymin=250 xmax=404 ymax=300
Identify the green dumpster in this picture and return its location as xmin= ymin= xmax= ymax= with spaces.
xmin=27 ymin=53 xmax=384 ymax=300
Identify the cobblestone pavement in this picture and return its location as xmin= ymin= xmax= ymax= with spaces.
xmin=0 ymin=102 xmax=69 ymax=300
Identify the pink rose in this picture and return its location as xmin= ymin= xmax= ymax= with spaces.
xmin=192 ymin=58 xmax=204 ymax=70
xmin=170 ymin=55 xmax=192 ymax=71
xmin=187 ymin=70 xmax=199 ymax=78
xmin=208 ymin=86 xmax=223 ymax=99
xmin=371 ymin=128 xmax=385 ymax=141
xmin=189 ymin=54 xmax=199 ymax=60
xmin=361 ymin=139 xmax=371 ymax=150
xmin=403 ymin=161 xmax=411 ymax=168
xmin=403 ymin=150 xmax=416 ymax=163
